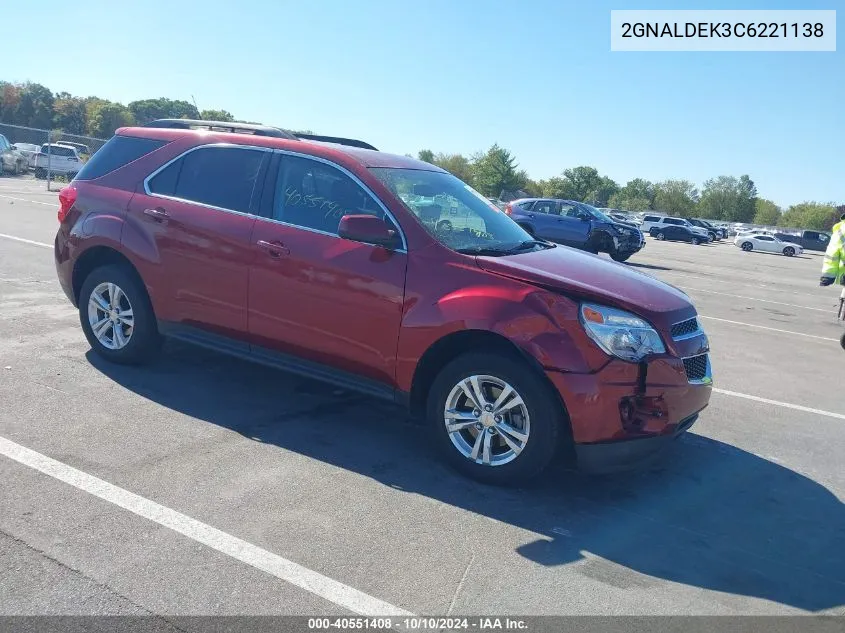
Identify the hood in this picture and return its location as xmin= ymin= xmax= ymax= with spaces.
xmin=476 ymin=245 xmax=696 ymax=328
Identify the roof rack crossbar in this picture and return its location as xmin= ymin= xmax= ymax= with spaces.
xmin=141 ymin=119 xmax=377 ymax=150
xmin=293 ymin=133 xmax=378 ymax=151
xmin=142 ymin=119 xmax=298 ymax=139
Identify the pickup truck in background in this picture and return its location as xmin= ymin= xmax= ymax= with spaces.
xmin=774 ymin=230 xmax=831 ymax=252
xmin=506 ymin=198 xmax=645 ymax=262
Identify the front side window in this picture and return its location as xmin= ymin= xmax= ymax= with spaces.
xmin=273 ymin=155 xmax=387 ymax=235
xmin=370 ymin=167 xmax=543 ymax=255
xmin=148 ymin=146 xmax=265 ymax=214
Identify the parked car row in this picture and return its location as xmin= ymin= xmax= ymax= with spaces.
xmin=0 ymin=133 xmax=90 ymax=178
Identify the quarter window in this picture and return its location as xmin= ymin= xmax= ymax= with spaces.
xmin=273 ymin=155 xmax=385 ymax=235
xmin=148 ymin=146 xmax=266 ymax=214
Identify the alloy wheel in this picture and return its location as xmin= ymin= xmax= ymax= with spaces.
xmin=443 ymin=375 xmax=530 ymax=467
xmin=87 ymin=282 xmax=135 ymax=350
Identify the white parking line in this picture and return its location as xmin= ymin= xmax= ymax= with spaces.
xmin=713 ymin=388 xmax=845 ymax=421
xmin=662 ymin=271 xmax=825 ymax=300
xmin=0 ymin=434 xmax=414 ymax=617
xmin=0 ymin=193 xmax=55 ymax=206
xmin=699 ymin=315 xmax=838 ymax=342
xmin=0 ymin=233 xmax=52 ymax=249
xmin=683 ymin=287 xmax=829 ymax=313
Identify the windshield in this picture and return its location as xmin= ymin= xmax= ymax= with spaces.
xmin=370 ymin=168 xmax=550 ymax=255
xmin=575 ymin=202 xmax=615 ymax=224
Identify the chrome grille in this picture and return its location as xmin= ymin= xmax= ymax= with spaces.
xmin=683 ymin=354 xmax=709 ymax=382
xmin=671 ymin=317 xmax=699 ymax=339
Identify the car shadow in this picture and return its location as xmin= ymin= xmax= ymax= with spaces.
xmin=86 ymin=343 xmax=845 ymax=613
xmin=624 ymin=262 xmax=673 ymax=272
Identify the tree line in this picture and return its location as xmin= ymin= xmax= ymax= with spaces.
xmin=1 ymin=80 xmax=839 ymax=232
xmin=417 ymin=146 xmax=841 ymax=232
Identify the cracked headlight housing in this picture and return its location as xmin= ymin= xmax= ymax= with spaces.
xmin=579 ymin=303 xmax=666 ymax=362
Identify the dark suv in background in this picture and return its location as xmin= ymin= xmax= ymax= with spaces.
xmin=505 ymin=198 xmax=645 ymax=262
xmin=54 ymin=120 xmax=711 ymax=485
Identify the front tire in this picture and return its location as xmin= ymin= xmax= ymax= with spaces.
xmin=79 ymin=264 xmax=161 ymax=365
xmin=741 ymin=242 xmax=753 ymax=252
xmin=783 ymin=247 xmax=795 ymax=257
xmin=691 ymin=237 xmax=700 ymax=245
xmin=427 ymin=352 xmax=564 ymax=486
xmin=610 ymin=250 xmax=632 ymax=262
xmin=655 ymin=232 xmax=665 ymax=240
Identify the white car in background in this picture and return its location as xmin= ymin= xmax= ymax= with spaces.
xmin=33 ymin=143 xmax=83 ymax=179
xmin=12 ymin=143 xmax=40 ymax=169
xmin=734 ymin=233 xmax=804 ymax=257
xmin=640 ymin=215 xmax=712 ymax=241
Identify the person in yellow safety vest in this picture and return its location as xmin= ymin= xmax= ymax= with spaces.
xmin=820 ymin=212 xmax=845 ymax=287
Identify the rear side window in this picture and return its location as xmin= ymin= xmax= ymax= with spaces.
xmin=643 ymin=215 xmax=660 ymax=222
xmin=533 ymin=200 xmax=557 ymax=215
xmin=148 ymin=146 xmax=266 ymax=214
xmin=76 ymin=135 xmax=166 ymax=180
xmin=517 ymin=201 xmax=535 ymax=210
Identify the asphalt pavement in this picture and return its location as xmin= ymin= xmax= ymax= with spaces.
xmin=1 ymin=176 xmax=843 ymax=618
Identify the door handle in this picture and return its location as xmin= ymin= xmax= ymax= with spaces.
xmin=143 ymin=207 xmax=169 ymax=222
xmin=256 ymin=239 xmax=290 ymax=257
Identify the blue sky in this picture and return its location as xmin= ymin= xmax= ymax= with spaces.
xmin=5 ymin=0 xmax=842 ymax=207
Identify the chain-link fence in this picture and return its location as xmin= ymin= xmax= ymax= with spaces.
xmin=0 ymin=122 xmax=108 ymax=191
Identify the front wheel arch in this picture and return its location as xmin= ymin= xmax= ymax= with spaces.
xmin=408 ymin=330 xmax=573 ymax=444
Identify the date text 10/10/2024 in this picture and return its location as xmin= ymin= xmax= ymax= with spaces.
xmin=307 ymin=617 xmax=529 ymax=630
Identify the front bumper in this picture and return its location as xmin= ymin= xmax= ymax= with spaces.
xmin=546 ymin=354 xmax=712 ymax=473
xmin=574 ymin=413 xmax=699 ymax=473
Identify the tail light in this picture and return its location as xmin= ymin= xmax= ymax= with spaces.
xmin=58 ymin=186 xmax=77 ymax=223
xmin=504 ymin=203 xmax=513 ymax=215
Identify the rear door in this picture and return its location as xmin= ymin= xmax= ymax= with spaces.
xmin=556 ymin=202 xmax=592 ymax=246
xmin=127 ymin=143 xmax=270 ymax=340
xmin=518 ymin=200 xmax=557 ymax=241
xmin=755 ymin=235 xmax=777 ymax=252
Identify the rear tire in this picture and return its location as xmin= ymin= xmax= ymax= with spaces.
xmin=34 ymin=167 xmax=45 ymax=179
xmin=518 ymin=224 xmax=535 ymax=237
xmin=840 ymin=333 xmax=845 ymax=351
xmin=78 ymin=264 xmax=161 ymax=365
xmin=427 ymin=352 xmax=564 ymax=486
xmin=783 ymin=247 xmax=795 ymax=257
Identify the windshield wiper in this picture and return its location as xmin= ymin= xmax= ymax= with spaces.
xmin=455 ymin=246 xmax=512 ymax=256
xmin=506 ymin=239 xmax=555 ymax=252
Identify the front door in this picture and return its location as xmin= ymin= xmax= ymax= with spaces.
xmin=248 ymin=152 xmax=407 ymax=388
xmin=127 ymin=144 xmax=270 ymax=340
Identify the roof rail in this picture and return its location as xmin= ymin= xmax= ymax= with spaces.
xmin=293 ymin=133 xmax=378 ymax=151
xmin=142 ymin=119 xmax=298 ymax=139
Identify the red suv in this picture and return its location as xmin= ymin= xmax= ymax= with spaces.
xmin=54 ymin=120 xmax=712 ymax=485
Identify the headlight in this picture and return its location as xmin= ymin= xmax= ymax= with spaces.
xmin=579 ymin=303 xmax=666 ymax=362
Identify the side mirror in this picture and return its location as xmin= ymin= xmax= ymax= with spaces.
xmin=338 ymin=214 xmax=400 ymax=248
